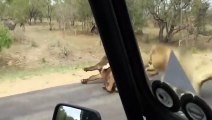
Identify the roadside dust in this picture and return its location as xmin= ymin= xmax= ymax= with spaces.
xmin=0 ymin=70 xmax=99 ymax=98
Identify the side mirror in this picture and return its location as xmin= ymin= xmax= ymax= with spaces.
xmin=52 ymin=103 xmax=102 ymax=120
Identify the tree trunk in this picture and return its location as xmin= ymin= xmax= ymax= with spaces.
xmin=82 ymin=21 xmax=85 ymax=31
xmin=58 ymin=21 xmax=62 ymax=30
xmin=63 ymin=22 xmax=66 ymax=32
xmin=49 ymin=17 xmax=52 ymax=31
xmin=47 ymin=4 xmax=52 ymax=30
xmin=193 ymin=28 xmax=198 ymax=46
xmin=39 ymin=17 xmax=43 ymax=23
xmin=34 ymin=17 xmax=37 ymax=24
xmin=159 ymin=24 xmax=165 ymax=42
xmin=164 ymin=33 xmax=174 ymax=43
xmin=29 ymin=18 xmax=32 ymax=25
xmin=71 ymin=20 xmax=75 ymax=26
xmin=164 ymin=25 xmax=175 ymax=42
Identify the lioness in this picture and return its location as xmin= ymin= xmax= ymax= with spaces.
xmin=82 ymin=56 xmax=116 ymax=93
xmin=81 ymin=53 xmax=148 ymax=93
xmin=146 ymin=44 xmax=212 ymax=95
xmin=83 ymin=56 xmax=108 ymax=72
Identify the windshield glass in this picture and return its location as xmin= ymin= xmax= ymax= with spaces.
xmin=126 ymin=0 xmax=212 ymax=119
xmin=0 ymin=0 xmax=126 ymax=120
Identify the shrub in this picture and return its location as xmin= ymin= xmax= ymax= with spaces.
xmin=12 ymin=29 xmax=27 ymax=43
xmin=0 ymin=23 xmax=13 ymax=51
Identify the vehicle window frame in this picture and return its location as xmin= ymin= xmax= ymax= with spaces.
xmin=88 ymin=0 xmax=188 ymax=120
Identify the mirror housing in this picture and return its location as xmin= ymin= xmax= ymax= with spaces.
xmin=52 ymin=103 xmax=102 ymax=120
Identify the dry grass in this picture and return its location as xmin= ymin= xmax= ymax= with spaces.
xmin=0 ymin=24 xmax=106 ymax=96
xmin=2 ymin=25 xmax=104 ymax=68
xmin=0 ymin=23 xmax=212 ymax=97
xmin=1 ymin=24 xmax=212 ymax=80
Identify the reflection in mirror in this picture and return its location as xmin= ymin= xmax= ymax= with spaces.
xmin=56 ymin=106 xmax=81 ymax=120
xmin=54 ymin=104 xmax=101 ymax=120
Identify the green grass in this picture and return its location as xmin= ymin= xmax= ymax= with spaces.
xmin=191 ymin=47 xmax=200 ymax=54
xmin=0 ymin=62 xmax=95 ymax=81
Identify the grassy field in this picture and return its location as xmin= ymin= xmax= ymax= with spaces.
xmin=0 ymin=62 xmax=95 ymax=81
xmin=0 ymin=24 xmax=105 ymax=81
xmin=0 ymin=24 xmax=104 ymax=96
xmin=0 ymin=23 xmax=212 ymax=97
xmin=1 ymin=24 xmax=211 ymax=82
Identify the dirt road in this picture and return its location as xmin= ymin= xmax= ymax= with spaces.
xmin=0 ymin=73 xmax=212 ymax=120
xmin=0 ymin=83 xmax=126 ymax=120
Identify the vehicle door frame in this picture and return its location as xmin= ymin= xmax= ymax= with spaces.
xmin=88 ymin=0 xmax=186 ymax=120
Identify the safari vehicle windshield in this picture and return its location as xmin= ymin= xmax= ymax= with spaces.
xmin=125 ymin=0 xmax=212 ymax=119
xmin=89 ymin=0 xmax=212 ymax=119
xmin=0 ymin=0 xmax=212 ymax=120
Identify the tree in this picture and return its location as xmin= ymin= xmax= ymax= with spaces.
xmin=56 ymin=107 xmax=66 ymax=120
xmin=0 ymin=1 xmax=6 ymax=17
xmin=6 ymin=0 xmax=29 ymax=25
xmin=54 ymin=0 xmax=77 ymax=31
xmin=0 ymin=23 xmax=13 ymax=51
xmin=75 ymin=0 xmax=92 ymax=31
xmin=192 ymin=0 xmax=209 ymax=35
xmin=126 ymin=0 xmax=148 ymax=33
xmin=147 ymin=0 xmax=192 ymax=42
xmin=46 ymin=0 xmax=55 ymax=30
xmin=56 ymin=107 xmax=76 ymax=120
xmin=27 ymin=0 xmax=47 ymax=25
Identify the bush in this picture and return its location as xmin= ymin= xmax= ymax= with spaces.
xmin=12 ymin=29 xmax=27 ymax=43
xmin=0 ymin=23 xmax=12 ymax=51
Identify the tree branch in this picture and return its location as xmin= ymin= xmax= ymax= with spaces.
xmin=173 ymin=25 xmax=189 ymax=34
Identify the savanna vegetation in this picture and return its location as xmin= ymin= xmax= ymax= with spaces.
xmin=0 ymin=0 xmax=212 ymax=96
xmin=1 ymin=0 xmax=212 ymax=50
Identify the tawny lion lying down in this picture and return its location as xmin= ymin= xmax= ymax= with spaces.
xmin=81 ymin=54 xmax=147 ymax=93
xmin=81 ymin=56 xmax=116 ymax=93
xmin=146 ymin=44 xmax=212 ymax=95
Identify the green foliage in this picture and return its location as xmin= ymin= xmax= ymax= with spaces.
xmin=28 ymin=0 xmax=47 ymax=16
xmin=2 ymin=0 xmax=48 ymax=24
xmin=75 ymin=0 xmax=92 ymax=21
xmin=146 ymin=0 xmax=195 ymax=42
xmin=7 ymin=0 xmax=29 ymax=23
xmin=192 ymin=0 xmax=203 ymax=15
xmin=0 ymin=1 xmax=6 ymax=17
xmin=126 ymin=0 xmax=149 ymax=29
xmin=54 ymin=0 xmax=77 ymax=22
xmin=5 ymin=0 xmax=14 ymax=4
xmin=53 ymin=0 xmax=92 ymax=30
xmin=191 ymin=47 xmax=199 ymax=54
xmin=192 ymin=0 xmax=209 ymax=33
xmin=148 ymin=0 xmax=192 ymax=25
xmin=0 ymin=23 xmax=12 ymax=51
xmin=56 ymin=107 xmax=75 ymax=120
xmin=0 ymin=0 xmax=211 ymax=40
xmin=56 ymin=107 xmax=66 ymax=120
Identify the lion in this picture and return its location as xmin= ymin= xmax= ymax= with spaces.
xmin=145 ymin=44 xmax=212 ymax=95
xmin=81 ymin=52 xmax=149 ymax=93
xmin=81 ymin=56 xmax=116 ymax=93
